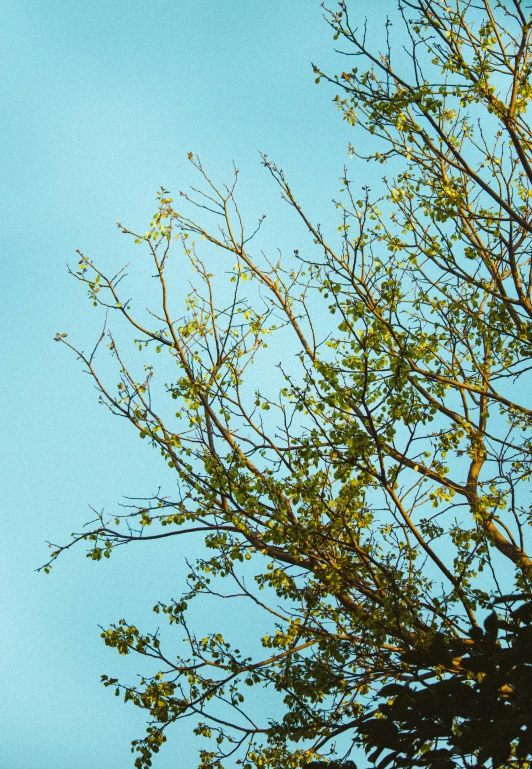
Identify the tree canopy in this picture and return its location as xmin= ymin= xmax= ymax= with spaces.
xmin=47 ymin=2 xmax=532 ymax=768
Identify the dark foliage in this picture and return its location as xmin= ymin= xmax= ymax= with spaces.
xmin=359 ymin=600 xmax=532 ymax=769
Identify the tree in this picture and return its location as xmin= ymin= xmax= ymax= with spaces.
xmin=46 ymin=2 xmax=532 ymax=768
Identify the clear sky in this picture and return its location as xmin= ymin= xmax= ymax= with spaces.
xmin=2 ymin=1 xmax=387 ymax=767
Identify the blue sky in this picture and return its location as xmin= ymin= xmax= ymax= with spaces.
xmin=2 ymin=1 xmax=387 ymax=767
